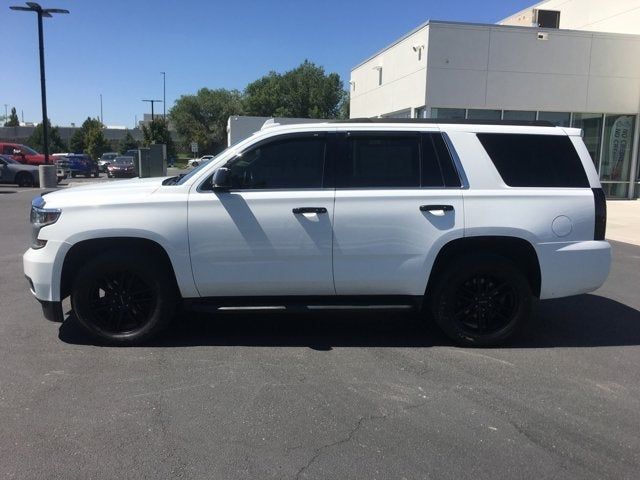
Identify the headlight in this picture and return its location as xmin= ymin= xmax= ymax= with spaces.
xmin=30 ymin=197 xmax=61 ymax=249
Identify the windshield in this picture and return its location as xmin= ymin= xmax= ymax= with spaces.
xmin=102 ymin=154 xmax=117 ymax=160
xmin=0 ymin=155 xmax=19 ymax=164
xmin=176 ymin=149 xmax=228 ymax=185
xmin=17 ymin=145 xmax=38 ymax=156
xmin=114 ymin=157 xmax=133 ymax=164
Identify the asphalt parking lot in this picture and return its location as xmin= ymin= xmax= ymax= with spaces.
xmin=1 ymin=180 xmax=639 ymax=479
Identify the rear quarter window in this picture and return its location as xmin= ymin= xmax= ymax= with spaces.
xmin=477 ymin=133 xmax=589 ymax=188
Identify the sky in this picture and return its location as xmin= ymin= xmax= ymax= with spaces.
xmin=3 ymin=0 xmax=534 ymax=127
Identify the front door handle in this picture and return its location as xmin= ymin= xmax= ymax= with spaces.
xmin=420 ymin=204 xmax=454 ymax=213
xmin=293 ymin=207 xmax=327 ymax=214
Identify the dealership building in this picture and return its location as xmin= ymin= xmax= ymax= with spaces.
xmin=350 ymin=0 xmax=640 ymax=198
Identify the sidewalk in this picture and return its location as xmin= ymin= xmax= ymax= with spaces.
xmin=607 ymin=199 xmax=640 ymax=246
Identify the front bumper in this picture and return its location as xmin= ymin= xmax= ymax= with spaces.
xmin=538 ymin=240 xmax=611 ymax=299
xmin=23 ymin=240 xmax=70 ymax=303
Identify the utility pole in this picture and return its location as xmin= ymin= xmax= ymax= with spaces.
xmin=9 ymin=2 xmax=68 ymax=171
xmin=161 ymin=72 xmax=166 ymax=119
xmin=142 ymin=99 xmax=162 ymax=122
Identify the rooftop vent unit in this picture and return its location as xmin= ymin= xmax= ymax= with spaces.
xmin=534 ymin=9 xmax=560 ymax=29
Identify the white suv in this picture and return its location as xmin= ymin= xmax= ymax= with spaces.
xmin=24 ymin=119 xmax=611 ymax=346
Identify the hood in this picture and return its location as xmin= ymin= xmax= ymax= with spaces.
xmin=40 ymin=176 xmax=168 ymax=209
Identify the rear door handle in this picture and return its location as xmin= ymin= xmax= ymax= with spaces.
xmin=293 ymin=207 xmax=327 ymax=214
xmin=420 ymin=204 xmax=454 ymax=213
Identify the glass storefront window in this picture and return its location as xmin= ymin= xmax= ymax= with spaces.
xmin=538 ymin=111 xmax=571 ymax=127
xmin=467 ymin=109 xmax=501 ymax=120
xmin=601 ymin=183 xmax=629 ymax=198
xmin=503 ymin=110 xmax=536 ymax=121
xmin=414 ymin=107 xmax=427 ymax=119
xmin=431 ymin=108 xmax=466 ymax=120
xmin=572 ymin=113 xmax=603 ymax=169
xmin=600 ymin=114 xmax=635 ymax=182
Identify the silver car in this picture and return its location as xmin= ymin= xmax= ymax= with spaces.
xmin=0 ymin=154 xmax=40 ymax=187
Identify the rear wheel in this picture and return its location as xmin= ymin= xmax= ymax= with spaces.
xmin=16 ymin=172 xmax=35 ymax=187
xmin=71 ymin=250 xmax=177 ymax=345
xmin=430 ymin=254 xmax=531 ymax=347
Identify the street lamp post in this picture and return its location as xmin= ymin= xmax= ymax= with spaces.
xmin=142 ymin=99 xmax=162 ymax=122
xmin=9 ymin=2 xmax=68 ymax=170
xmin=99 ymin=93 xmax=103 ymax=124
xmin=160 ymin=72 xmax=166 ymax=119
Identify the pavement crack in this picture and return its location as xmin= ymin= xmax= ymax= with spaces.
xmin=294 ymin=402 xmax=423 ymax=479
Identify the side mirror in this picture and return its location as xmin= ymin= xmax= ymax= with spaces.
xmin=212 ymin=167 xmax=231 ymax=190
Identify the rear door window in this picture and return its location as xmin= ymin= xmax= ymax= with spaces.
xmin=477 ymin=133 xmax=589 ymax=188
xmin=336 ymin=135 xmax=420 ymax=188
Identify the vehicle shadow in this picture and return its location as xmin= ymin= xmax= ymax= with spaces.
xmin=58 ymin=293 xmax=640 ymax=349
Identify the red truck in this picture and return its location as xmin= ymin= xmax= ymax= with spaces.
xmin=0 ymin=143 xmax=46 ymax=165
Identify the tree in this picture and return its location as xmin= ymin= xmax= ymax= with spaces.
xmin=118 ymin=130 xmax=139 ymax=153
xmin=243 ymin=60 xmax=345 ymax=119
xmin=85 ymin=127 xmax=110 ymax=160
xmin=142 ymin=118 xmax=176 ymax=158
xmin=169 ymin=88 xmax=243 ymax=154
xmin=25 ymin=119 xmax=67 ymax=153
xmin=5 ymin=107 xmax=19 ymax=127
xmin=69 ymin=129 xmax=85 ymax=153
xmin=69 ymin=117 xmax=104 ymax=155
xmin=338 ymin=91 xmax=350 ymax=120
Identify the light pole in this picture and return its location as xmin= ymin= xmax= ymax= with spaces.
xmin=160 ymin=72 xmax=166 ymax=119
xmin=9 ymin=2 xmax=68 ymax=170
xmin=142 ymin=99 xmax=162 ymax=122
xmin=3 ymin=104 xmax=7 ymax=123
xmin=99 ymin=93 xmax=103 ymax=124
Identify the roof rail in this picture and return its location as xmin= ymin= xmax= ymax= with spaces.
xmin=332 ymin=118 xmax=555 ymax=127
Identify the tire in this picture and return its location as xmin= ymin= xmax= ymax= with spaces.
xmin=16 ymin=172 xmax=35 ymax=187
xmin=191 ymin=162 xmax=198 ymax=168
xmin=71 ymin=250 xmax=177 ymax=345
xmin=71 ymin=172 xmax=76 ymax=178
xmin=429 ymin=254 xmax=531 ymax=347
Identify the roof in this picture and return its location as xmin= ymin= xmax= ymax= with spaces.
xmin=351 ymin=19 xmax=640 ymax=71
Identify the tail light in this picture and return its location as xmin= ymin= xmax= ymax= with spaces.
xmin=592 ymin=188 xmax=606 ymax=240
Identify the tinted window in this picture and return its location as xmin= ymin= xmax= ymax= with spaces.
xmin=430 ymin=133 xmax=461 ymax=188
xmin=228 ymin=136 xmax=325 ymax=189
xmin=337 ymin=135 xmax=420 ymax=188
xmin=477 ymin=133 xmax=589 ymax=188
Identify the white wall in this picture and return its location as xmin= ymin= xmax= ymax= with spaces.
xmin=501 ymin=0 xmax=640 ymax=35
xmin=350 ymin=27 xmax=428 ymax=118
xmin=425 ymin=22 xmax=640 ymax=114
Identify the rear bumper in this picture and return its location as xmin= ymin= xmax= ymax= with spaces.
xmin=538 ymin=240 xmax=611 ymax=299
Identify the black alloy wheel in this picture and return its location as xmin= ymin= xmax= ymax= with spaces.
xmin=451 ymin=274 xmax=518 ymax=335
xmin=430 ymin=254 xmax=531 ymax=346
xmin=85 ymin=271 xmax=157 ymax=335
xmin=71 ymin=250 xmax=177 ymax=344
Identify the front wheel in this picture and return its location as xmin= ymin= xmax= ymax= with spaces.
xmin=71 ymin=250 xmax=177 ymax=345
xmin=16 ymin=172 xmax=35 ymax=187
xmin=429 ymin=254 xmax=531 ymax=347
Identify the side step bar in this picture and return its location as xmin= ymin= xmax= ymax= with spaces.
xmin=184 ymin=296 xmax=423 ymax=314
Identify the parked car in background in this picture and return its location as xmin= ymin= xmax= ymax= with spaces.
xmin=67 ymin=154 xmax=99 ymax=178
xmin=98 ymin=152 xmax=118 ymax=172
xmin=0 ymin=142 xmax=46 ymax=165
xmin=124 ymin=149 xmax=139 ymax=161
xmin=188 ymin=155 xmax=214 ymax=168
xmin=107 ymin=156 xmax=136 ymax=178
xmin=0 ymin=154 xmax=40 ymax=187
xmin=51 ymin=153 xmax=71 ymax=181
